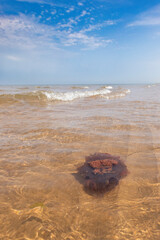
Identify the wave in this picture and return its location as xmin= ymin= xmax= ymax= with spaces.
xmin=99 ymin=85 xmax=113 ymax=90
xmin=0 ymin=89 xmax=111 ymax=104
xmin=103 ymin=89 xmax=131 ymax=99
xmin=44 ymin=88 xmax=111 ymax=101
xmin=71 ymin=86 xmax=89 ymax=89
xmin=147 ymin=84 xmax=156 ymax=88
xmin=0 ymin=87 xmax=131 ymax=104
xmin=0 ymin=91 xmax=47 ymax=104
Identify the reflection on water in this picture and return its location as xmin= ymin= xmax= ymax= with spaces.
xmin=0 ymin=85 xmax=160 ymax=239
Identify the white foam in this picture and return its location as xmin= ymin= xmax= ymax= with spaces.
xmin=43 ymin=88 xmax=111 ymax=101
xmin=126 ymin=89 xmax=131 ymax=93
xmin=147 ymin=84 xmax=156 ymax=88
xmin=103 ymin=89 xmax=131 ymax=99
xmin=83 ymin=86 xmax=89 ymax=89
xmin=104 ymin=86 xmax=113 ymax=89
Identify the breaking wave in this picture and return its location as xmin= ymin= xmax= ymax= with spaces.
xmin=0 ymin=87 xmax=131 ymax=104
xmin=104 ymin=89 xmax=131 ymax=99
xmin=44 ymin=88 xmax=111 ymax=101
xmin=100 ymin=85 xmax=113 ymax=90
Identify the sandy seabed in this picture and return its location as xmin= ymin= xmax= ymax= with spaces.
xmin=0 ymin=84 xmax=160 ymax=240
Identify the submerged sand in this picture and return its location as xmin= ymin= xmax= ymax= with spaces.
xmin=0 ymin=84 xmax=160 ymax=240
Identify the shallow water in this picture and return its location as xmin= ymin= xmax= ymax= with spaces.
xmin=0 ymin=84 xmax=160 ymax=240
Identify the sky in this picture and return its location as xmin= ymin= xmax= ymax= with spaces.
xmin=0 ymin=0 xmax=160 ymax=84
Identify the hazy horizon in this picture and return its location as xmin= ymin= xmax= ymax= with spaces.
xmin=0 ymin=83 xmax=159 ymax=86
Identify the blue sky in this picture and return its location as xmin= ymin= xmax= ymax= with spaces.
xmin=0 ymin=0 xmax=160 ymax=84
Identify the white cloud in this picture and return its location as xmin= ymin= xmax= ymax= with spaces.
xmin=82 ymin=20 xmax=115 ymax=33
xmin=66 ymin=7 xmax=75 ymax=13
xmin=61 ymin=10 xmax=90 ymax=29
xmin=58 ymin=11 xmax=91 ymax=31
xmin=46 ymin=17 xmax=51 ymax=21
xmin=17 ymin=0 xmax=66 ymax=7
xmin=78 ymin=2 xmax=83 ymax=6
xmin=0 ymin=14 xmax=113 ymax=51
xmin=64 ymin=32 xmax=112 ymax=49
xmin=128 ymin=4 xmax=160 ymax=27
xmin=90 ymin=17 xmax=95 ymax=21
xmin=74 ymin=10 xmax=90 ymax=23
xmin=59 ymin=18 xmax=78 ymax=30
xmin=128 ymin=17 xmax=160 ymax=27
xmin=17 ymin=0 xmax=48 ymax=4
xmin=0 ymin=15 xmax=58 ymax=50
xmin=6 ymin=55 xmax=21 ymax=61
xmin=51 ymin=10 xmax=56 ymax=15
xmin=80 ymin=10 xmax=88 ymax=17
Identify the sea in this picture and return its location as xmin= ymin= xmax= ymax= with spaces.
xmin=0 ymin=84 xmax=160 ymax=240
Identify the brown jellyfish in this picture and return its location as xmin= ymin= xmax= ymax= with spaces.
xmin=74 ymin=152 xmax=128 ymax=195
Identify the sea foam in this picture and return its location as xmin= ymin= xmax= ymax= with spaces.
xmin=44 ymin=88 xmax=111 ymax=101
xmin=103 ymin=89 xmax=131 ymax=99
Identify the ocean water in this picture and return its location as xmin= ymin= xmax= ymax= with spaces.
xmin=0 ymin=84 xmax=160 ymax=240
